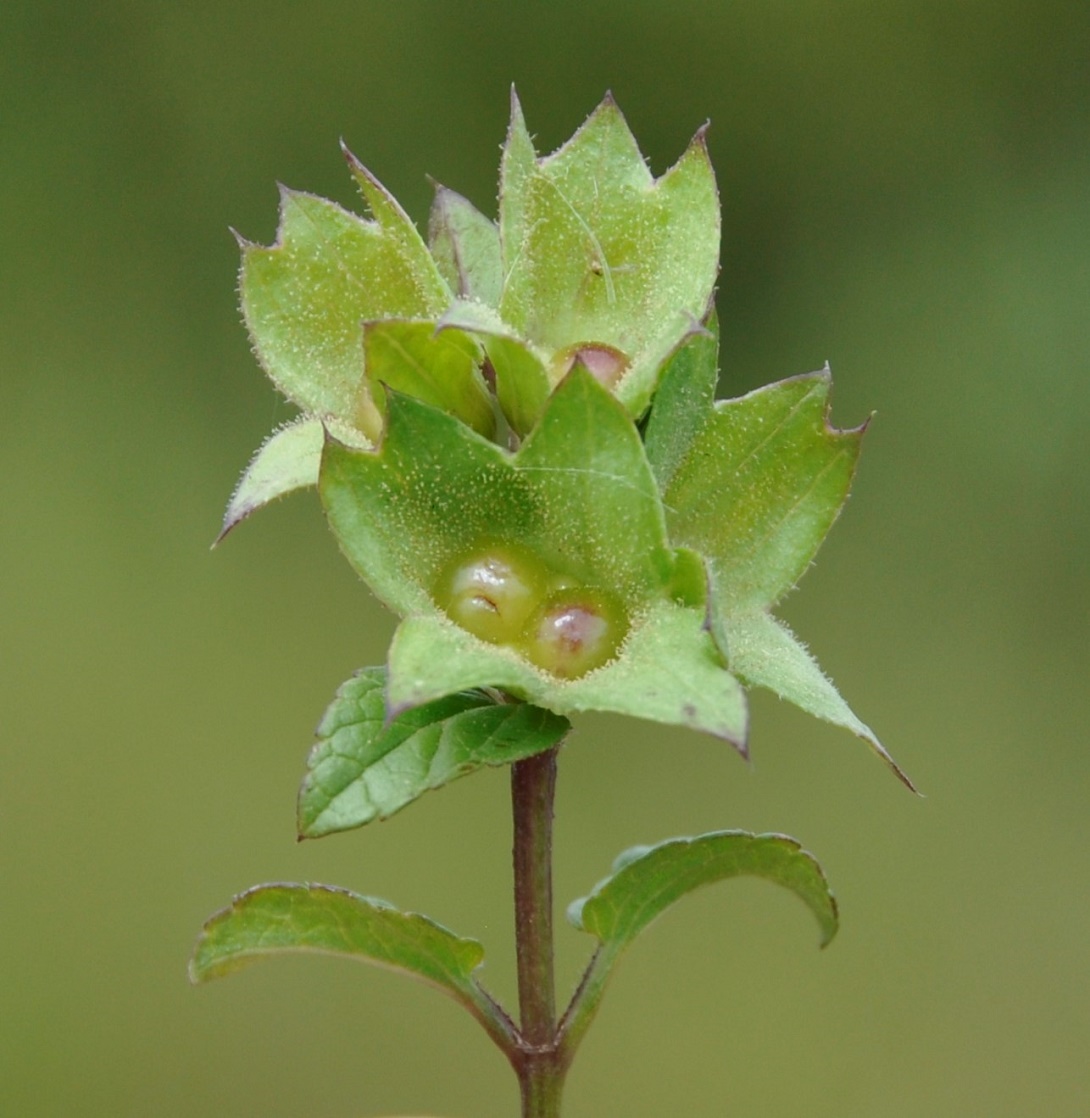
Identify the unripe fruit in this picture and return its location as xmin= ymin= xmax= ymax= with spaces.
xmin=522 ymin=588 xmax=628 ymax=679
xmin=434 ymin=545 xmax=547 ymax=646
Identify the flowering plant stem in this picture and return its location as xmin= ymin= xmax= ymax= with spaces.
xmin=511 ymin=745 xmax=566 ymax=1117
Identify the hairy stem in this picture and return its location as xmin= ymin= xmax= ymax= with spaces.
xmin=511 ymin=746 xmax=565 ymax=1117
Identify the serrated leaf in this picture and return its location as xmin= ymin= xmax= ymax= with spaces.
xmin=362 ymin=320 xmax=495 ymax=440
xmin=568 ymin=830 xmax=839 ymax=951
xmin=190 ymin=883 xmax=483 ymax=993
xmin=498 ymin=94 xmax=720 ymax=419
xmin=240 ymin=167 xmax=449 ymax=425
xmin=663 ymin=369 xmax=863 ymax=611
xmin=428 ymin=184 xmax=503 ymax=306
xmin=299 ymin=668 xmax=570 ymax=838
xmin=722 ymin=610 xmax=916 ymax=790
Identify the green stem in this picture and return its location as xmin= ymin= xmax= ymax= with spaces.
xmin=510 ymin=746 xmax=566 ymax=1117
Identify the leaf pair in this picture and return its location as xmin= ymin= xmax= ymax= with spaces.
xmin=190 ymin=831 xmax=838 ymax=1063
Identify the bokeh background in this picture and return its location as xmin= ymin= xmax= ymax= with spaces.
xmin=3 ymin=2 xmax=1087 ymax=1115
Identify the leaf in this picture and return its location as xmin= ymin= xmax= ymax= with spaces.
xmin=568 ymin=830 xmax=839 ymax=952
xmin=557 ymin=830 xmax=838 ymax=1062
xmin=189 ymin=883 xmax=519 ymax=1052
xmin=497 ymin=93 xmax=720 ymax=419
xmin=662 ymin=369 xmax=863 ymax=611
xmin=362 ymin=320 xmax=496 ymax=440
xmin=219 ymin=418 xmax=325 ymax=541
xmin=387 ymin=600 xmax=747 ymax=749
xmin=190 ymin=883 xmax=484 ymax=994
xmin=239 ymin=161 xmax=449 ymax=425
xmin=299 ymin=668 xmax=570 ymax=838
xmin=428 ymin=184 xmax=503 ymax=306
xmin=722 ymin=611 xmax=917 ymax=791
xmin=499 ymin=88 xmax=537 ymax=276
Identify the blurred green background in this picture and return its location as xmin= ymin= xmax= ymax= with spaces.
xmin=3 ymin=2 xmax=1087 ymax=1114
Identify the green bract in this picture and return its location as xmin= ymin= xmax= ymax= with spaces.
xmin=219 ymin=90 xmax=907 ymax=785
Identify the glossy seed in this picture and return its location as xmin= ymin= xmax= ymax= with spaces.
xmin=434 ymin=545 xmax=546 ymax=646
xmin=523 ymin=589 xmax=627 ymax=679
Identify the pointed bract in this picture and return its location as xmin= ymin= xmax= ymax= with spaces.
xmin=722 ymin=611 xmax=917 ymax=791
xmin=495 ymin=97 xmax=720 ymax=421
xmin=240 ymin=171 xmax=450 ymax=425
xmin=663 ymin=369 xmax=863 ymax=611
xmin=218 ymin=416 xmax=370 ymax=543
xmin=428 ymin=182 xmax=503 ymax=306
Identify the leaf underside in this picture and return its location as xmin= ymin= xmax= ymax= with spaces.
xmin=569 ymin=830 xmax=839 ymax=952
xmin=189 ymin=883 xmax=484 ymax=1000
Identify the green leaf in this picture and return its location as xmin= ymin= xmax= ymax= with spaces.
xmin=189 ymin=884 xmax=516 ymax=1051
xmin=190 ymin=883 xmax=483 ymax=992
xmin=722 ymin=610 xmax=917 ymax=791
xmin=387 ymin=600 xmax=747 ymax=749
xmin=362 ymin=320 xmax=496 ymax=440
xmin=299 ymin=668 xmax=570 ymax=838
xmin=558 ymin=831 xmax=838 ymax=1063
xmin=499 ymin=88 xmax=537 ymax=276
xmin=428 ymin=184 xmax=503 ymax=306
xmin=239 ymin=160 xmax=449 ymax=425
xmin=663 ymin=369 xmax=863 ymax=611
xmin=658 ymin=369 xmax=912 ymax=783
xmin=569 ymin=830 xmax=839 ymax=952
xmin=498 ymin=93 xmax=720 ymax=419
xmin=218 ymin=416 xmax=369 ymax=542
xmin=219 ymin=418 xmax=324 ymax=541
